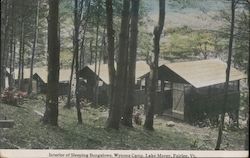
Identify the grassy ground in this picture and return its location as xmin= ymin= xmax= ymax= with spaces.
xmin=0 ymin=95 xmax=246 ymax=150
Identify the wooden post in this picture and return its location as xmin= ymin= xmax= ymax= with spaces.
xmin=237 ymin=80 xmax=240 ymax=92
xmin=161 ymin=80 xmax=164 ymax=92
xmin=0 ymin=120 xmax=14 ymax=128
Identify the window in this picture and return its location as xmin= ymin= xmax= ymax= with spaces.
xmin=141 ymin=79 xmax=146 ymax=90
xmin=98 ymin=81 xmax=103 ymax=86
xmin=157 ymin=80 xmax=161 ymax=91
xmin=164 ymin=81 xmax=171 ymax=90
xmin=141 ymin=79 xmax=145 ymax=86
xmin=136 ymin=79 xmax=141 ymax=85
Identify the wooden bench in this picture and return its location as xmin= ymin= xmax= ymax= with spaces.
xmin=0 ymin=120 xmax=14 ymax=128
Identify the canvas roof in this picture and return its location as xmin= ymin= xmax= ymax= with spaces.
xmin=14 ymin=68 xmax=71 ymax=83
xmin=163 ymin=59 xmax=246 ymax=88
xmin=85 ymin=61 xmax=169 ymax=85
xmin=87 ymin=64 xmax=110 ymax=84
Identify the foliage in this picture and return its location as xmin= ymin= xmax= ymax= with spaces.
xmin=239 ymin=92 xmax=249 ymax=119
xmin=0 ymin=0 xmax=49 ymax=68
xmin=160 ymin=26 xmax=226 ymax=59
xmin=213 ymin=1 xmax=249 ymax=72
xmin=233 ymin=10 xmax=249 ymax=71
xmin=0 ymin=88 xmax=27 ymax=106
xmin=60 ymin=49 xmax=73 ymax=69
xmin=137 ymin=29 xmax=153 ymax=60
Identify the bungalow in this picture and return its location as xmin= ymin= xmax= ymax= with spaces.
xmin=13 ymin=68 xmax=71 ymax=95
xmin=77 ymin=61 xmax=155 ymax=105
xmin=30 ymin=69 xmax=71 ymax=95
xmin=139 ymin=59 xmax=246 ymax=123
xmin=13 ymin=68 xmax=41 ymax=93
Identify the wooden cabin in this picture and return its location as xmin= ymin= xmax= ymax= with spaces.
xmin=78 ymin=61 xmax=152 ymax=105
xmin=33 ymin=73 xmax=47 ymax=93
xmin=13 ymin=68 xmax=70 ymax=95
xmin=139 ymin=59 xmax=246 ymax=123
xmin=78 ymin=64 xmax=110 ymax=105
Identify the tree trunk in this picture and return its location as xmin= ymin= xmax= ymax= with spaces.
xmin=215 ymin=0 xmax=235 ymax=150
xmin=43 ymin=0 xmax=60 ymax=126
xmin=96 ymin=28 xmax=106 ymax=106
xmin=144 ymin=0 xmax=165 ymax=131
xmin=121 ymin=0 xmax=140 ymax=127
xmin=245 ymin=2 xmax=250 ymax=150
xmin=80 ymin=1 xmax=91 ymax=69
xmin=89 ymin=40 xmax=93 ymax=65
xmin=0 ymin=40 xmax=1 ymax=92
xmin=21 ymin=29 xmax=25 ymax=91
xmin=1 ymin=0 xmax=9 ymax=91
xmin=65 ymin=0 xmax=90 ymax=109
xmin=246 ymin=118 xmax=249 ymax=150
xmin=103 ymin=37 xmax=108 ymax=64
xmin=8 ymin=1 xmax=15 ymax=89
xmin=18 ymin=20 xmax=24 ymax=90
xmin=12 ymin=37 xmax=16 ymax=84
xmin=107 ymin=0 xmax=130 ymax=130
xmin=9 ymin=36 xmax=13 ymax=88
xmin=94 ymin=5 xmax=100 ymax=106
xmin=0 ymin=1 xmax=4 ymax=91
xmin=74 ymin=0 xmax=83 ymax=124
xmin=65 ymin=51 xmax=75 ymax=108
xmin=28 ymin=0 xmax=40 ymax=94
xmin=80 ymin=38 xmax=85 ymax=69
xmin=0 ymin=0 xmax=9 ymax=92
xmin=105 ymin=0 xmax=116 ymax=106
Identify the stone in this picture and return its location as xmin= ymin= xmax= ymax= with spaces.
xmin=0 ymin=120 xmax=14 ymax=128
xmin=166 ymin=121 xmax=175 ymax=127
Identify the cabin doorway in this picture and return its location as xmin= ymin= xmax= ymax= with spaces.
xmin=171 ymin=83 xmax=185 ymax=119
xmin=161 ymin=81 xmax=172 ymax=114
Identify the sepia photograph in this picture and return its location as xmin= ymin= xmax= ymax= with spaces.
xmin=0 ymin=0 xmax=249 ymax=157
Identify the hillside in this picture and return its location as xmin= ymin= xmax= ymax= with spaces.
xmin=0 ymin=96 xmax=246 ymax=150
xmin=146 ymin=0 xmax=227 ymax=30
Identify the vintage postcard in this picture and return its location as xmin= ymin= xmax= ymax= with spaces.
xmin=0 ymin=0 xmax=249 ymax=158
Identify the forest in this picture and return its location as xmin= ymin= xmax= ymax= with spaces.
xmin=0 ymin=0 xmax=249 ymax=151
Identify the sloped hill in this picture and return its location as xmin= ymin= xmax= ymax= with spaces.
xmin=0 ymin=96 xmax=246 ymax=150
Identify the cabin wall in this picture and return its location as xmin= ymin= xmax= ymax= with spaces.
xmin=78 ymin=68 xmax=109 ymax=104
xmin=79 ymin=78 xmax=109 ymax=105
xmin=97 ymin=84 xmax=109 ymax=105
xmin=14 ymin=79 xmax=38 ymax=93
xmin=136 ymin=76 xmax=174 ymax=115
xmin=134 ymin=89 xmax=145 ymax=106
xmin=154 ymin=91 xmax=169 ymax=114
xmin=184 ymin=81 xmax=240 ymax=123
xmin=58 ymin=82 xmax=70 ymax=96
xmin=35 ymin=81 xmax=69 ymax=95
xmin=138 ymin=79 xmax=173 ymax=115
xmin=33 ymin=74 xmax=46 ymax=93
